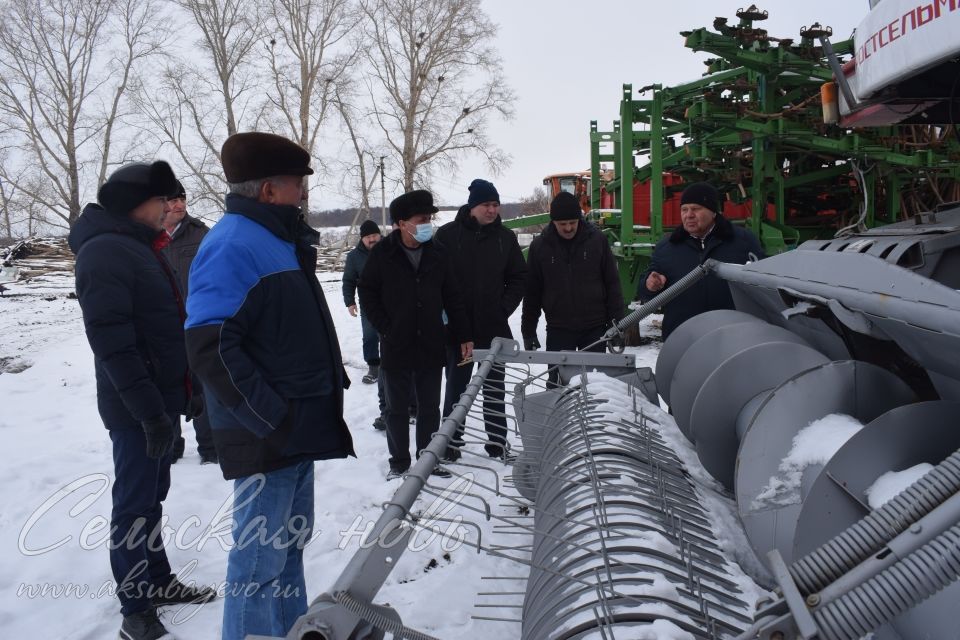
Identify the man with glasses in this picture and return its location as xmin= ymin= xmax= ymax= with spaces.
xmin=185 ymin=132 xmax=355 ymax=640
xmin=155 ymin=180 xmax=216 ymax=464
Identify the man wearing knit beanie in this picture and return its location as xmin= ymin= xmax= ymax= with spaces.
xmin=521 ymin=191 xmax=625 ymax=385
xmin=435 ymin=179 xmax=526 ymax=462
xmin=342 ymin=219 xmax=387 ymax=428
xmin=637 ymin=181 xmax=764 ymax=338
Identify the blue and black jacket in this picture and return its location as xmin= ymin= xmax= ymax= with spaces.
xmin=68 ymin=203 xmax=189 ymax=428
xmin=185 ymin=194 xmax=355 ymax=480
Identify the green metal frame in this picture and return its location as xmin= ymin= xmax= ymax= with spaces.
xmin=506 ymin=8 xmax=960 ymax=301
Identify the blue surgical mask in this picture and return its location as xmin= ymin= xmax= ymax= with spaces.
xmin=412 ymin=223 xmax=434 ymax=242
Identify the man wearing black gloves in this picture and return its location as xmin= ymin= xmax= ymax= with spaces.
xmin=358 ymin=190 xmax=472 ymax=480
xmin=636 ymin=182 xmax=764 ymax=339
xmin=435 ymin=179 xmax=526 ymax=461
xmin=521 ymin=192 xmax=624 ymax=372
xmin=69 ymin=161 xmax=216 ymax=640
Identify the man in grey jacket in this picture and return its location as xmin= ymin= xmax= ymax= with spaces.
xmin=157 ymin=180 xmax=216 ymax=464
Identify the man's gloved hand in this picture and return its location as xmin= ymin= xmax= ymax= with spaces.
xmin=185 ymin=393 xmax=204 ymax=422
xmin=523 ymin=336 xmax=541 ymax=351
xmin=142 ymin=414 xmax=174 ymax=459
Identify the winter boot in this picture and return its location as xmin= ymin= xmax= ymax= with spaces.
xmin=362 ymin=364 xmax=379 ymax=385
xmin=372 ymin=416 xmax=387 ymax=431
xmin=118 ymin=608 xmax=172 ymax=640
xmin=386 ymin=465 xmax=409 ymax=481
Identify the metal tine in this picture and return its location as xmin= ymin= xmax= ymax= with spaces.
xmin=469 ymin=614 xmax=523 ymax=623
xmin=402 ymin=516 xmax=701 ymax=616
xmin=418 ymin=483 xmax=492 ymax=521
xmin=523 ymin=442 xmax=719 ymax=546
xmin=593 ymin=567 xmax=618 ymax=640
xmin=513 ymin=468 xmax=717 ymax=552
xmin=403 ymin=479 xmax=729 ymax=591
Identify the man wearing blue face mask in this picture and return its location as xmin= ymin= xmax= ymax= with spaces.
xmin=358 ymin=189 xmax=473 ymax=480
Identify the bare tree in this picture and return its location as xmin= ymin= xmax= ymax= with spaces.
xmin=358 ymin=0 xmax=514 ymax=191
xmin=332 ymin=83 xmax=383 ymax=217
xmin=172 ymin=0 xmax=262 ymax=139
xmin=518 ymin=186 xmax=550 ymax=216
xmin=261 ymin=0 xmax=359 ymax=210
xmin=0 ymin=0 xmax=168 ymax=228
xmin=131 ymin=0 xmax=262 ymax=214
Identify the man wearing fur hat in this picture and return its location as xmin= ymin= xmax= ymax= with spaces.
xmin=69 ymin=161 xmax=216 ymax=640
xmin=184 ymin=132 xmax=355 ymax=640
xmin=342 ymin=219 xmax=387 ymax=429
xmin=154 ymin=179 xmax=217 ymax=464
xmin=522 ymin=191 xmax=624 ymax=361
xmin=435 ymin=179 xmax=526 ymax=461
xmin=358 ymin=190 xmax=472 ymax=480
xmin=637 ymin=182 xmax=764 ymax=339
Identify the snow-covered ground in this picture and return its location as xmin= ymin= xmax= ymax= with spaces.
xmin=0 ymin=251 xmax=763 ymax=639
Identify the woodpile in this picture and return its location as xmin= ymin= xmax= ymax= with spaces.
xmin=0 ymin=237 xmax=349 ymax=285
xmin=1 ymin=238 xmax=75 ymax=280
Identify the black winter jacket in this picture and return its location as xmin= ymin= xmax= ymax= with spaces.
xmin=184 ymin=195 xmax=355 ymax=480
xmin=357 ymin=230 xmax=470 ymax=370
xmin=636 ymin=214 xmax=764 ymax=339
xmin=521 ymin=220 xmax=624 ymax=337
xmin=434 ymin=206 xmax=526 ymax=348
xmin=341 ymin=239 xmax=370 ymax=308
xmin=160 ymin=214 xmax=208 ymax=297
xmin=68 ymin=204 xmax=188 ymax=428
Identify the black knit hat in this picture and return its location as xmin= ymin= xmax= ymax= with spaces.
xmin=549 ymin=191 xmax=582 ymax=221
xmin=680 ymin=182 xmax=720 ymax=214
xmin=467 ymin=179 xmax=500 ymax=207
xmin=221 ymin=132 xmax=314 ymax=183
xmin=359 ymin=219 xmax=380 ymax=238
xmin=172 ymin=180 xmax=186 ymax=199
xmin=97 ymin=161 xmax=179 ymax=215
xmin=389 ymin=190 xmax=439 ymax=223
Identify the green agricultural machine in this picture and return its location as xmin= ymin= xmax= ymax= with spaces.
xmin=505 ymin=5 xmax=960 ymax=300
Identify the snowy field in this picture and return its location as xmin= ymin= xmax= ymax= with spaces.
xmin=0 ymin=252 xmax=764 ymax=639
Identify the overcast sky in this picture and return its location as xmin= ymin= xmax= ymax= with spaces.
xmin=400 ymin=0 xmax=872 ymax=209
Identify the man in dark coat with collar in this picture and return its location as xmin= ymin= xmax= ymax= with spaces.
xmin=342 ymin=219 xmax=387 ymax=430
xmin=435 ymin=179 xmax=526 ymax=461
xmin=358 ymin=190 xmax=472 ymax=480
xmin=636 ymin=182 xmax=764 ymax=339
xmin=521 ymin=192 xmax=625 ymax=359
xmin=184 ymin=132 xmax=355 ymax=640
xmin=155 ymin=179 xmax=216 ymax=464
xmin=69 ymin=161 xmax=216 ymax=640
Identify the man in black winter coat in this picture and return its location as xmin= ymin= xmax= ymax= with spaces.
xmin=69 ymin=161 xmax=216 ymax=640
xmin=435 ymin=179 xmax=526 ymax=460
xmin=156 ymin=180 xmax=216 ymax=464
xmin=358 ymin=190 xmax=472 ymax=480
xmin=637 ymin=182 xmax=764 ymax=339
xmin=521 ymin=192 xmax=625 ymax=368
xmin=342 ymin=220 xmax=387 ymax=430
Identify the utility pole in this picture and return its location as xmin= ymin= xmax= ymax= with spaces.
xmin=380 ymin=156 xmax=387 ymax=227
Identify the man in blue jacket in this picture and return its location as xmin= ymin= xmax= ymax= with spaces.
xmin=185 ymin=132 xmax=355 ymax=640
xmin=69 ymin=161 xmax=216 ymax=640
xmin=636 ymin=182 xmax=764 ymax=339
